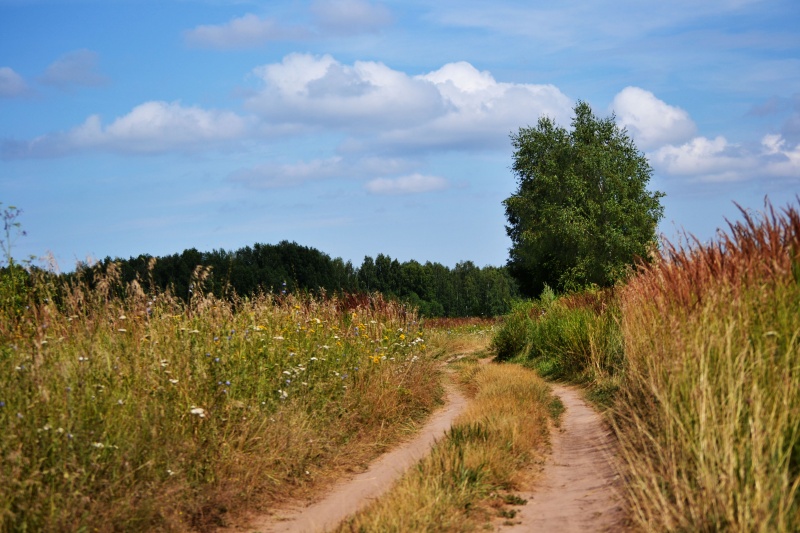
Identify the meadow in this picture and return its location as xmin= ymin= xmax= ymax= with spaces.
xmin=495 ymin=201 xmax=800 ymax=531
xmin=0 ymin=263 xmax=440 ymax=531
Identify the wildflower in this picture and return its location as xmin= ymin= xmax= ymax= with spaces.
xmin=278 ymin=389 xmax=288 ymax=400
xmin=160 ymin=360 xmax=168 ymax=367
xmin=118 ymin=399 xmax=125 ymax=405
xmin=119 ymin=315 xmax=127 ymax=320
xmin=273 ymin=336 xmax=284 ymax=341
xmin=190 ymin=406 xmax=206 ymax=418
xmin=0 ymin=401 xmax=4 ymax=408
xmin=167 ymin=469 xmax=175 ymax=476
xmin=91 ymin=442 xmax=105 ymax=449
xmin=169 ymin=379 xmax=179 ymax=384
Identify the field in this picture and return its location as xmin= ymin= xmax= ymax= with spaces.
xmin=0 ymin=266 xmax=441 ymax=531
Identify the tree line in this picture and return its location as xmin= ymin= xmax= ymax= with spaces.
xmin=76 ymin=240 xmax=520 ymax=317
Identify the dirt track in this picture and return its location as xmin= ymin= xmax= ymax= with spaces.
xmin=241 ymin=381 xmax=468 ymax=532
xmin=501 ymin=384 xmax=625 ymax=532
xmin=228 ymin=378 xmax=623 ymax=532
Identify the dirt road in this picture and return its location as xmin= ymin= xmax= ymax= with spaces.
xmin=242 ymin=382 xmax=469 ymax=532
xmin=229 ymin=377 xmax=623 ymax=532
xmin=502 ymin=384 xmax=625 ymax=532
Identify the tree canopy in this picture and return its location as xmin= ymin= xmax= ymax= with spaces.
xmin=503 ymin=101 xmax=665 ymax=296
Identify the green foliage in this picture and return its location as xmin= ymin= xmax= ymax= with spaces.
xmin=503 ymin=101 xmax=664 ymax=296
xmin=491 ymin=300 xmax=537 ymax=361
xmin=492 ymin=287 xmax=624 ymax=406
xmin=77 ymin=244 xmax=520 ymax=318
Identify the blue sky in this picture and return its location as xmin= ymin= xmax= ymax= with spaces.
xmin=1 ymin=0 xmax=798 ymax=271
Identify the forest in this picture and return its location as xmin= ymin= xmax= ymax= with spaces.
xmin=74 ymin=240 xmax=520 ymax=318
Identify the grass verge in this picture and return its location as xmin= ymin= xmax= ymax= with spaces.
xmin=335 ymin=360 xmax=557 ymax=532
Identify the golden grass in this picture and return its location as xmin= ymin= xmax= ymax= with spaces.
xmin=613 ymin=201 xmax=800 ymax=531
xmin=0 ymin=265 xmax=441 ymax=532
xmin=336 ymin=362 xmax=556 ymax=532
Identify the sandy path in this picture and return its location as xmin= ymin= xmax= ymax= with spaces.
xmin=502 ymin=384 xmax=625 ymax=533
xmin=240 ymin=381 xmax=468 ymax=533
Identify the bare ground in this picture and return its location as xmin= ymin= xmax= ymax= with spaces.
xmin=500 ymin=384 xmax=625 ymax=533
xmin=222 ymin=375 xmax=624 ymax=533
xmin=228 ymin=381 xmax=469 ymax=533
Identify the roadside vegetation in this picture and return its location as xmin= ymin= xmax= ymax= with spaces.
xmin=494 ymin=201 xmax=800 ymax=531
xmin=337 ymin=354 xmax=559 ymax=532
xmin=0 ymin=262 xmax=440 ymax=531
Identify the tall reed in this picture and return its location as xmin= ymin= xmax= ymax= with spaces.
xmin=615 ymin=201 xmax=800 ymax=531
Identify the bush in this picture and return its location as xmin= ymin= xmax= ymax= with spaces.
xmin=491 ymin=300 xmax=537 ymax=361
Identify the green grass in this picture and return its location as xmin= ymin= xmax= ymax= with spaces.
xmin=0 ymin=265 xmax=441 ymax=531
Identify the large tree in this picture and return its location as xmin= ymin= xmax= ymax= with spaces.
xmin=503 ymin=101 xmax=664 ymax=296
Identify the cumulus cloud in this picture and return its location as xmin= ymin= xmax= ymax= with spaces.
xmin=311 ymin=0 xmax=392 ymax=35
xmin=184 ymin=14 xmax=309 ymax=49
xmin=39 ymin=49 xmax=108 ymax=89
xmin=246 ymin=54 xmax=573 ymax=152
xmin=0 ymin=67 xmax=30 ymax=97
xmin=651 ymin=136 xmax=756 ymax=182
xmin=247 ymin=53 xmax=448 ymax=130
xmin=612 ymin=87 xmax=696 ymax=149
xmin=365 ymin=173 xmax=449 ymax=195
xmin=2 ymin=101 xmax=250 ymax=158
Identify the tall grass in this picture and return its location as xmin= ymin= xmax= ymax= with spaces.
xmin=492 ymin=288 xmax=623 ymax=406
xmin=614 ymin=203 xmax=800 ymax=531
xmin=336 ymin=362 xmax=557 ymax=532
xmin=0 ymin=264 xmax=440 ymax=531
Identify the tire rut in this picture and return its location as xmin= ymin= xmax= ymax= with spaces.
xmin=501 ymin=384 xmax=625 ymax=532
xmin=236 ymin=381 xmax=468 ymax=532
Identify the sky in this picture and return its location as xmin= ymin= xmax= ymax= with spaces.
xmin=1 ymin=0 xmax=799 ymax=271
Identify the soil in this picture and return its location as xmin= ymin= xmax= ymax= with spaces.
xmin=499 ymin=384 xmax=625 ymax=532
xmin=223 ymin=377 xmax=625 ymax=533
xmin=231 ymin=381 xmax=469 ymax=532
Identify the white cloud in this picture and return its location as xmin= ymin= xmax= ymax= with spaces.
xmin=247 ymin=53 xmax=448 ymax=130
xmin=0 ymin=67 xmax=30 ymax=97
xmin=611 ymin=87 xmax=696 ymax=149
xmin=39 ymin=49 xmax=108 ymax=88
xmin=229 ymin=155 xmax=418 ymax=189
xmin=247 ymin=54 xmax=573 ymax=152
xmin=311 ymin=0 xmax=392 ymax=34
xmin=3 ymin=101 xmax=250 ymax=157
xmin=365 ymin=173 xmax=449 ymax=195
xmin=761 ymin=134 xmax=800 ymax=178
xmin=184 ymin=13 xmax=308 ymax=49
xmin=651 ymin=136 xmax=756 ymax=182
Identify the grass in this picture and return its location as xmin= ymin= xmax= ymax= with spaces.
xmin=335 ymin=358 xmax=558 ymax=532
xmin=492 ymin=199 xmax=800 ymax=531
xmin=613 ymin=203 xmax=800 ymax=531
xmin=0 ymin=264 xmax=441 ymax=531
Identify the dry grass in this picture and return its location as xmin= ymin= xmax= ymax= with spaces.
xmin=336 ymin=362 xmax=556 ymax=532
xmin=0 ymin=265 xmax=441 ymax=532
xmin=613 ymin=201 xmax=800 ymax=531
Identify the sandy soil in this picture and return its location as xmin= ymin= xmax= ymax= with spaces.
xmin=500 ymin=384 xmax=625 ymax=533
xmin=233 ymin=381 xmax=469 ymax=533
